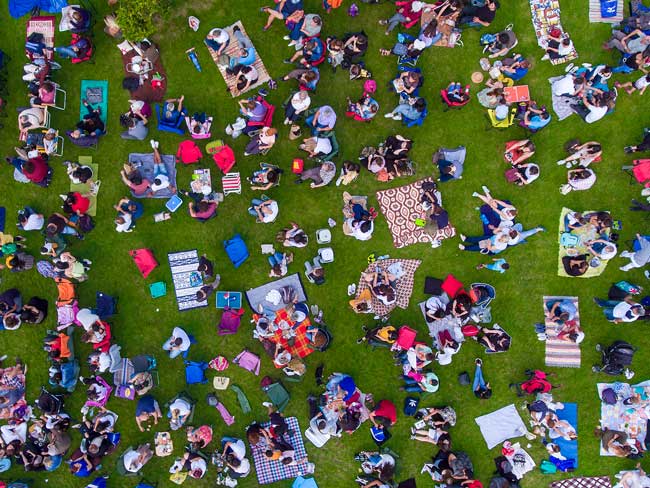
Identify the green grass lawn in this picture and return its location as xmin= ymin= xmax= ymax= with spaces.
xmin=1 ymin=0 xmax=650 ymax=486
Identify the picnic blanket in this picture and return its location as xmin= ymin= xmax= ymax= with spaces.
xmin=70 ymin=159 xmax=98 ymax=216
xmin=418 ymin=300 xmax=465 ymax=350
xmin=0 ymin=366 xmax=26 ymax=420
xmin=549 ymin=75 xmax=576 ymax=121
xmin=204 ymin=21 xmax=271 ymax=98
xmin=251 ymin=417 xmax=310 ymax=484
xmin=127 ymin=152 xmax=177 ymax=199
xmin=271 ymin=310 xmax=315 ymax=362
xmin=376 ymin=178 xmax=456 ymax=248
xmin=554 ymin=402 xmax=578 ymax=468
xmin=589 ymin=0 xmax=624 ymax=23
xmin=27 ymin=15 xmax=55 ymax=60
xmin=420 ymin=5 xmax=460 ymax=48
xmin=245 ymin=273 xmax=307 ymax=312
xmin=550 ymin=477 xmax=612 ymax=488
xmin=529 ymin=0 xmax=578 ymax=65
xmin=119 ymin=41 xmax=167 ymax=102
xmin=167 ymin=249 xmax=207 ymax=311
xmin=80 ymin=80 xmax=108 ymax=126
xmin=558 ymin=207 xmax=612 ymax=278
xmin=356 ymin=259 xmax=421 ymax=317
xmin=544 ymin=296 xmax=581 ymax=368
xmin=597 ymin=380 xmax=650 ymax=456
xmin=475 ymin=404 xmax=528 ymax=449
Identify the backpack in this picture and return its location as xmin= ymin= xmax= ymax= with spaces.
xmin=480 ymin=33 xmax=497 ymax=45
xmin=540 ymin=459 xmax=557 ymax=474
xmin=601 ymin=387 xmax=618 ymax=405
xmin=458 ymin=371 xmax=471 ymax=386
xmin=404 ymin=396 xmax=419 ymax=416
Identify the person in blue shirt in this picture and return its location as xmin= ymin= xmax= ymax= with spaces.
xmin=285 ymin=38 xmax=324 ymax=68
xmin=227 ymin=26 xmax=256 ymax=70
xmin=261 ymin=0 xmax=304 ymax=31
xmin=476 ymin=258 xmax=509 ymax=273
xmin=522 ymin=104 xmax=551 ymax=131
xmin=501 ymin=55 xmax=530 ymax=81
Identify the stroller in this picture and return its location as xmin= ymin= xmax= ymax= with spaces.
xmin=592 ymin=341 xmax=636 ymax=377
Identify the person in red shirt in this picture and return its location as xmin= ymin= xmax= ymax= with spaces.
xmin=62 ymin=191 xmax=91 ymax=216
xmin=22 ymin=156 xmax=51 ymax=187
xmin=378 ymin=0 xmax=424 ymax=34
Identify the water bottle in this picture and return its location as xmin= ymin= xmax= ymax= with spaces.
xmin=377 ymin=254 xmax=390 ymax=260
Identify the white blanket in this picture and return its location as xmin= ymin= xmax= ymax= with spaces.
xmin=475 ymin=404 xmax=528 ymax=449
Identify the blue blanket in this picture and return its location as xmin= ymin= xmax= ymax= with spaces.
xmin=127 ymin=153 xmax=177 ymax=199
xmin=9 ymin=0 xmax=67 ymax=18
xmin=554 ymin=402 xmax=578 ymax=469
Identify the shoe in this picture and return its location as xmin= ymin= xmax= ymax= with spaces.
xmin=392 ymin=114 xmax=402 ymax=120
xmin=556 ymin=159 xmax=566 ymax=166
xmin=481 ymin=185 xmax=490 ymax=194
xmin=347 ymin=283 xmax=356 ymax=296
xmin=541 ymin=54 xmax=550 ymax=60
xmin=410 ymin=435 xmax=416 ymax=440
xmin=410 ymin=426 xmax=416 ymax=434
xmin=284 ymin=118 xmax=290 ymax=125
xmin=565 ymin=162 xmax=573 ymax=168
xmin=378 ymin=19 xmax=388 ymax=25
xmin=459 ymin=233 xmax=466 ymax=241
xmin=283 ymin=35 xmax=290 ymax=40
xmin=59 ymin=194 xmax=67 ymax=200
xmin=283 ymin=59 xmax=293 ymax=64
xmin=472 ymin=191 xmax=479 ymax=197
xmin=475 ymin=358 xmax=482 ymax=366
xmin=384 ymin=112 xmax=395 ymax=118
xmin=537 ymin=226 xmax=546 ymax=232
xmin=262 ymin=401 xmax=273 ymax=408
xmin=356 ymin=337 xmax=365 ymax=344
xmin=458 ymin=244 xmax=465 ymax=250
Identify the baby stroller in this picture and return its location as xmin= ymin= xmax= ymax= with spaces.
xmin=592 ymin=341 xmax=636 ymax=377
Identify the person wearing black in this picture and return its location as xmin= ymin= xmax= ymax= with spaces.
xmin=459 ymin=0 xmax=499 ymax=28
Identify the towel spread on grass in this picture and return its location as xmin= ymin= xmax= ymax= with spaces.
xmin=529 ymin=0 xmax=578 ymax=65
xmin=356 ymin=259 xmax=421 ymax=317
xmin=558 ymin=207 xmax=612 ymax=278
xmin=250 ymin=417 xmax=310 ymax=484
xmin=543 ymin=296 xmax=581 ymax=368
xmin=475 ymin=404 xmax=528 ymax=449
xmin=548 ymin=75 xmax=576 ymax=120
xmin=27 ymin=16 xmax=55 ymax=60
xmin=597 ymin=381 xmax=650 ymax=456
xmin=550 ymin=476 xmax=612 ymax=488
xmin=204 ymin=21 xmax=271 ymax=98
xmin=168 ymin=249 xmax=207 ymax=311
xmin=245 ymin=273 xmax=307 ymax=312
xmin=127 ymin=152 xmax=177 ymax=199
xmin=70 ymin=160 xmax=98 ymax=216
xmin=376 ymin=178 xmax=455 ymax=248
xmin=589 ymin=0 xmax=624 ymax=23
xmin=80 ymin=80 xmax=108 ymax=127
xmin=554 ymin=402 xmax=579 ymax=468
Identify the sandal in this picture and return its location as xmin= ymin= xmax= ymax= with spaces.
xmin=379 ymin=49 xmax=391 ymax=56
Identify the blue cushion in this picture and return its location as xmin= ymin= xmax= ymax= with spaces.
xmin=224 ymin=234 xmax=249 ymax=268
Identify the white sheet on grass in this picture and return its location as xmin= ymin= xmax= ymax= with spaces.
xmin=475 ymin=404 xmax=528 ymax=449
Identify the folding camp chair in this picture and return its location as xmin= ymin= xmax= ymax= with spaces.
xmin=41 ymin=82 xmax=66 ymax=110
xmin=262 ymin=381 xmax=290 ymax=412
xmin=155 ymin=104 xmax=187 ymax=135
xmin=470 ymin=283 xmax=496 ymax=307
xmin=34 ymin=387 xmax=64 ymax=414
xmin=623 ymin=159 xmax=650 ymax=187
xmin=318 ymin=132 xmax=339 ymax=162
xmin=184 ymin=361 xmax=208 ymax=385
xmin=245 ymin=96 xmax=275 ymax=136
xmin=116 ymin=447 xmax=143 ymax=477
xmin=403 ymin=105 xmax=428 ymax=128
xmin=222 ymin=172 xmax=241 ymax=195
xmin=487 ymin=106 xmax=517 ymax=129
xmin=218 ymin=307 xmax=245 ymax=335
xmin=224 ymin=234 xmax=249 ymax=268
xmin=184 ymin=116 xmax=212 ymax=139
xmin=440 ymin=89 xmax=470 ymax=111
xmin=25 ymin=128 xmax=64 ymax=157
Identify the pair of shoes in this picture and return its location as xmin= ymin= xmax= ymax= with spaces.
xmin=556 ymin=159 xmax=566 ymax=166
xmin=347 ymin=283 xmax=356 ymax=296
xmin=150 ymin=139 xmax=159 ymax=149
xmin=262 ymin=401 xmax=273 ymax=408
xmin=356 ymin=337 xmax=365 ymax=344
xmin=283 ymin=35 xmax=290 ymax=40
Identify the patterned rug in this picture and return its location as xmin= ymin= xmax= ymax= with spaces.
xmin=250 ymin=417 xmax=310 ymax=484
xmin=589 ymin=0 xmax=624 ymax=23
xmin=168 ymin=249 xmax=207 ymax=311
xmin=204 ymin=21 xmax=271 ymax=98
xmin=529 ymin=0 xmax=578 ymax=65
xmin=550 ymin=476 xmax=611 ymax=488
xmin=376 ymin=178 xmax=455 ymax=248
xmin=27 ymin=16 xmax=55 ymax=60
xmin=356 ymin=259 xmax=421 ymax=317
xmin=543 ymin=296 xmax=581 ymax=368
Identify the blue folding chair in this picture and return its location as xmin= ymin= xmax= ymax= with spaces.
xmin=155 ymin=104 xmax=188 ymax=135
xmin=224 ymin=234 xmax=249 ymax=268
xmin=184 ymin=360 xmax=208 ymax=385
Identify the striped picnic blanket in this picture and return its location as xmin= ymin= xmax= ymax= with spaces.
xmin=544 ymin=296 xmax=581 ymax=368
xmin=250 ymin=417 xmax=310 ymax=484
xmin=589 ymin=0 xmax=624 ymax=23
xmin=529 ymin=0 xmax=578 ymax=65
xmin=168 ymin=249 xmax=207 ymax=311
xmin=204 ymin=21 xmax=271 ymax=98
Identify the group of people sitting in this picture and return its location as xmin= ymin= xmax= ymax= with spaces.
xmin=561 ymin=210 xmax=617 ymax=277
xmin=360 ymin=134 xmax=415 ymax=182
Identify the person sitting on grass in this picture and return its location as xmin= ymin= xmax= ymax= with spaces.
xmin=261 ymin=0 xmax=304 ymax=31
xmin=520 ymin=102 xmax=552 ymax=130
xmin=221 ymin=436 xmax=251 ymax=478
xmin=276 ymin=222 xmax=308 ymax=247
xmin=476 ymin=258 xmax=509 ymax=273
xmin=504 ymin=139 xmax=535 ymax=165
xmin=295 ymin=161 xmax=337 ymax=188
xmin=244 ymin=127 xmax=277 ymax=156
xmin=72 ymin=99 xmax=104 ymax=138
xmin=616 ymin=73 xmax=650 ymax=96
xmin=248 ymin=198 xmax=279 ymax=223
xmin=135 ymin=394 xmax=162 ymax=432
xmin=594 ymin=296 xmax=645 ymax=324
xmin=281 ymin=67 xmax=320 ymax=91
xmin=346 ymin=93 xmax=380 ymax=121
xmin=162 ymin=326 xmax=191 ymax=359
xmin=501 ymin=54 xmax=531 ymax=81
xmin=391 ymin=70 xmax=423 ymax=99
xmin=444 ymin=82 xmax=471 ymax=105
xmin=120 ymin=111 xmax=148 ymax=141
xmin=268 ymin=251 xmax=293 ymax=278
xmin=284 ymin=38 xmax=324 ymax=68
xmin=248 ymin=163 xmax=283 ymax=191
xmin=384 ymin=96 xmax=426 ymax=121
xmin=205 ymin=28 xmax=230 ymax=55
xmin=122 ymin=444 xmax=154 ymax=473
xmin=459 ymin=0 xmax=499 ymax=28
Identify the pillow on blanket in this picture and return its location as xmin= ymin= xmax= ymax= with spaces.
xmin=442 ymin=274 xmax=464 ymax=298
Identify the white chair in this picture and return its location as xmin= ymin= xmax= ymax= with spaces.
xmin=316 ymin=228 xmax=331 ymax=244
xmin=318 ymin=247 xmax=334 ymax=263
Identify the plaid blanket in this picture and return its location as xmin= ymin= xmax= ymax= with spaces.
xmin=356 ymin=259 xmax=421 ymax=317
xmin=250 ymin=417 xmax=310 ymax=484
xmin=543 ymin=296 xmax=581 ymax=368
xmin=0 ymin=367 xmax=26 ymax=420
xmin=529 ymin=0 xmax=578 ymax=65
xmin=376 ymin=178 xmax=455 ymax=248
xmin=272 ymin=310 xmax=315 ymax=363
xmin=597 ymin=381 xmax=650 ymax=456
xmin=550 ymin=476 xmax=612 ymax=488
xmin=204 ymin=21 xmax=271 ymax=98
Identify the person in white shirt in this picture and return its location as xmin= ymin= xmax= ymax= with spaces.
xmin=162 ymin=326 xmax=191 ymax=359
xmin=221 ymin=437 xmax=251 ymax=478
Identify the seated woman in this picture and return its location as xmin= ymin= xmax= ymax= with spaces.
xmin=299 ymin=135 xmax=333 ymax=159
xmin=296 ymin=161 xmax=337 ymax=188
xmin=281 ymin=67 xmax=320 ymax=91
xmin=230 ymin=64 xmax=259 ymax=96
xmin=391 ymin=70 xmax=423 ymax=99
xmin=521 ymin=102 xmax=552 ymax=130
xmin=561 ymin=167 xmax=596 ymax=194
xmin=28 ymin=80 xmax=56 ymax=107
xmin=74 ymin=100 xmax=104 ymax=137
xmin=542 ymin=31 xmax=574 ymax=62
xmin=585 ymin=238 xmax=617 ymax=260
xmin=122 ymin=444 xmax=154 ymax=473
xmin=501 ymin=54 xmax=531 ymax=81
xmin=18 ymin=106 xmax=47 ymax=136
xmin=120 ymin=164 xmax=152 ymax=198
xmin=261 ymin=0 xmax=304 ymax=31
xmin=459 ymin=232 xmax=509 ymax=254
xmin=504 ymin=139 xmax=535 ymax=165
xmin=65 ymin=6 xmax=91 ymax=32
xmin=335 ymin=160 xmax=361 ymax=186
xmin=306 ymin=105 xmax=337 ymax=135
xmin=244 ymin=127 xmax=277 ymax=156
xmin=400 ymin=371 xmax=440 ymax=393
xmin=343 ymin=32 xmax=369 ymax=64
xmin=162 ymin=326 xmax=191 ymax=359
xmin=54 ymin=36 xmax=91 ymax=60
xmin=443 ymin=82 xmax=470 ymax=105
xmin=170 ymin=451 xmax=208 ymax=479
xmin=473 ymin=186 xmax=517 ymax=231
xmin=186 ymin=112 xmax=213 ymax=137
xmin=248 ymin=198 xmax=279 ymax=223
xmin=186 ymin=425 xmax=213 ymax=450
xmin=284 ymin=90 xmax=311 ymax=125
xmin=227 ymin=26 xmax=257 ymax=71
xmin=248 ymin=162 xmax=283 ymax=190
xmin=384 ymin=96 xmax=426 ymax=122
xmin=82 ymin=376 xmax=111 ymax=407
xmin=562 ymin=254 xmax=589 ymax=277
xmin=268 ymin=251 xmax=293 ymax=278
xmin=221 ymin=436 xmax=251 ymax=478
xmin=346 ymin=93 xmax=379 ymax=121
xmin=168 ymin=397 xmax=193 ymax=431
xmin=326 ymin=37 xmax=346 ymax=70
xmin=476 ymin=327 xmax=510 ymax=352
xmin=238 ymin=98 xmax=268 ymax=124
xmin=20 ymin=296 xmax=48 ymax=324
xmin=205 ymin=28 xmax=230 ymax=56
xmin=486 ymin=31 xmax=518 ymax=58
xmin=188 ymin=199 xmax=218 ymax=222
xmin=505 ymin=162 xmax=539 ymax=186
xmin=595 ymin=428 xmax=634 ymax=458
xmin=557 ymin=140 xmax=601 ymax=168
xmin=594 ymin=297 xmax=645 ymax=324
xmin=276 ymin=222 xmax=308 ymax=247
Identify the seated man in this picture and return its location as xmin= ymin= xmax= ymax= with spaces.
xmin=205 ymin=28 xmax=230 ymax=55
xmin=160 ymin=96 xmax=185 ymax=127
xmin=384 ymin=96 xmax=427 ymax=122
xmin=542 ymin=31 xmax=574 ymax=62
xmin=122 ymin=444 xmax=153 ymax=473
xmin=221 ymin=437 xmax=251 ymax=478
xmin=71 ymin=100 xmax=104 ymax=139
xmin=229 ymin=64 xmax=259 ymax=96
xmin=281 ymin=67 xmax=320 ymax=91
xmin=443 ymin=82 xmax=470 ymax=105
xmin=459 ymin=0 xmax=499 ymax=28
xmin=521 ymin=103 xmax=551 ymax=130
xmin=120 ymin=112 xmax=148 ymax=141
xmin=295 ymin=161 xmax=337 ymax=188
xmin=248 ymin=198 xmax=279 ymax=223
xmin=135 ymin=395 xmax=162 ymax=432
xmin=162 ymin=326 xmax=191 ymax=359
xmin=501 ymin=54 xmax=530 ymax=81
xmin=571 ymin=91 xmax=611 ymax=124
xmin=305 ymin=256 xmax=325 ymax=284
xmin=187 ymin=112 xmax=212 ymax=138
xmin=299 ymin=136 xmax=333 ymax=159
xmin=227 ymin=26 xmax=256 ymax=71
xmin=66 ymin=6 xmax=91 ymax=32
xmin=168 ymin=396 xmax=193 ymax=431
xmin=285 ymin=38 xmax=324 ymax=68
xmin=603 ymin=29 xmax=650 ymax=55
xmin=486 ymin=30 xmax=518 ymax=58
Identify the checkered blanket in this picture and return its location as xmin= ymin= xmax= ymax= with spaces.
xmin=550 ymin=476 xmax=612 ymax=488
xmin=271 ymin=310 xmax=315 ymax=363
xmin=376 ymin=178 xmax=455 ymax=248
xmin=529 ymin=0 xmax=578 ymax=65
xmin=544 ymin=296 xmax=581 ymax=368
xmin=250 ymin=417 xmax=310 ymax=484
xmin=204 ymin=21 xmax=271 ymax=98
xmin=168 ymin=249 xmax=207 ymax=311
xmin=356 ymin=259 xmax=421 ymax=317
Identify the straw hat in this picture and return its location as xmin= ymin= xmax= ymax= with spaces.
xmin=471 ymin=71 xmax=484 ymax=83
